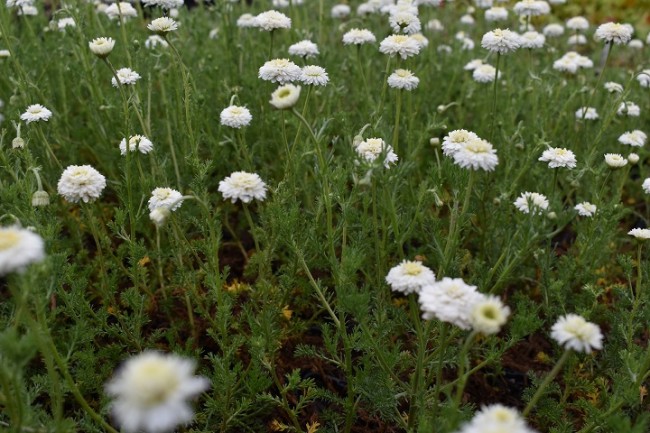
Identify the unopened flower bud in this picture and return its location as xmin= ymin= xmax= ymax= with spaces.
xmin=628 ymin=153 xmax=640 ymax=164
xmin=12 ymin=137 xmax=25 ymax=148
xmin=547 ymin=211 xmax=557 ymax=220
xmin=353 ymin=134 xmax=364 ymax=147
xmin=430 ymin=137 xmax=440 ymax=147
xmin=32 ymin=190 xmax=50 ymax=207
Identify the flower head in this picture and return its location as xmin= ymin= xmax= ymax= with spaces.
xmin=269 ymin=84 xmax=301 ymax=109
xmin=379 ymin=35 xmax=421 ymax=59
xmin=355 ymin=138 xmax=398 ymax=168
xmin=21 ymin=104 xmax=52 ymax=124
xmin=481 ymin=28 xmax=521 ymax=54
xmin=258 ymin=58 xmax=301 ymax=84
xmin=551 ymin=314 xmax=603 ymax=353
xmin=57 ymin=165 xmax=106 ymax=203
xmin=299 ymin=65 xmax=329 ymax=86
xmin=343 ymin=28 xmax=376 ymax=45
xmin=442 ymin=129 xmax=479 ymax=157
xmin=254 ymin=10 xmax=291 ymax=31
xmin=451 ymin=138 xmax=499 ymax=171
xmin=387 ymin=69 xmax=419 ymax=90
xmin=456 ymin=404 xmax=538 ymax=433
xmin=418 ymin=277 xmax=483 ymax=329
xmin=575 ymin=107 xmax=598 ymax=120
xmin=595 ymin=22 xmax=633 ymax=45
xmin=236 ymin=13 xmax=257 ymax=28
xmin=485 ymin=7 xmax=508 ymax=22
xmin=0 ymin=226 xmax=45 ymax=276
xmin=142 ymin=0 xmax=184 ymax=9
xmin=637 ymin=70 xmax=650 ymax=88
xmin=385 ymin=260 xmax=436 ymax=295
xmin=145 ymin=35 xmax=169 ymax=49
xmin=89 ymin=37 xmax=115 ymax=58
xmin=519 ymin=31 xmax=545 ymax=49
xmin=472 ymin=64 xmax=499 ymax=83
xmin=629 ymin=228 xmax=650 ymax=240
xmin=574 ymin=202 xmax=596 ymax=217
xmin=513 ymin=0 xmax=550 ymax=16
xmin=218 ymin=171 xmax=267 ymax=204
xmin=331 ymin=4 xmax=351 ymax=18
xmin=288 ymin=40 xmax=319 ymax=58
xmin=112 ymin=68 xmax=141 ymax=87
xmin=566 ymin=16 xmax=589 ymax=31
xmin=604 ymin=153 xmax=627 ymax=168
xmin=148 ymin=188 xmax=183 ymax=212
xmin=105 ymin=352 xmax=210 ymax=433
xmin=389 ymin=12 xmax=421 ymax=35
xmin=543 ymin=23 xmax=564 ymax=37
xmin=105 ymin=2 xmax=138 ymax=20
xmin=539 ymin=147 xmax=576 ymax=168
xmin=470 ymin=295 xmax=510 ymax=335
xmin=120 ymin=135 xmax=153 ymax=155
xmin=617 ymin=101 xmax=640 ymax=117
xmin=514 ymin=192 xmax=549 ymax=214
xmin=220 ymin=106 xmax=253 ymax=128
xmin=148 ymin=17 xmax=179 ymax=34
xmin=618 ymin=130 xmax=646 ymax=147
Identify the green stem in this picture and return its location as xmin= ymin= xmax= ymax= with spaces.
xmin=489 ymin=53 xmax=501 ymax=142
xmin=392 ymin=89 xmax=402 ymax=155
xmin=522 ymin=350 xmax=571 ymax=417
xmin=242 ymin=203 xmax=261 ymax=255
xmin=452 ymin=331 xmax=477 ymax=412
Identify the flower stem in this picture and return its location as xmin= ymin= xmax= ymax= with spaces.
xmin=489 ymin=53 xmax=501 ymax=142
xmin=392 ymin=89 xmax=402 ymax=155
xmin=522 ymin=350 xmax=571 ymax=417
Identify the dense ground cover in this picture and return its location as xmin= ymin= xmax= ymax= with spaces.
xmin=1 ymin=0 xmax=650 ymax=432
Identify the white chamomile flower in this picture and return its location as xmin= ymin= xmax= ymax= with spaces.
xmin=299 ymin=65 xmax=329 ymax=86
xmin=89 ymin=37 xmax=115 ymax=58
xmin=418 ymin=277 xmax=483 ymax=330
xmin=629 ymin=228 xmax=650 ymax=240
xmin=617 ymin=101 xmax=640 ymax=117
xmin=543 ymin=23 xmax=564 ymax=37
xmin=105 ymin=352 xmax=210 ymax=433
xmin=218 ymin=171 xmax=268 ymax=204
xmin=637 ymin=70 xmax=650 ymax=88
xmin=481 ymin=28 xmax=521 ymax=54
xmin=452 ymin=138 xmax=499 ymax=171
xmin=57 ymin=17 xmax=76 ymax=31
xmin=604 ymin=81 xmax=623 ymax=93
xmin=574 ymin=202 xmax=596 ymax=217
xmin=147 ymin=17 xmax=179 ymax=33
xmin=379 ymin=35 xmax=421 ymax=59
xmin=0 ymin=226 xmax=46 ymax=276
xmin=105 ymin=2 xmax=138 ymax=20
xmin=566 ymin=16 xmax=589 ymax=31
xmin=618 ymin=130 xmax=646 ymax=147
xmin=385 ymin=260 xmax=436 ymax=294
xmin=513 ymin=0 xmax=550 ymax=17
xmin=145 ymin=35 xmax=169 ymax=49
xmin=20 ymin=104 xmax=52 ymax=123
xmin=551 ymin=314 xmax=603 ymax=353
xmin=342 ymin=28 xmax=376 ymax=45
xmin=472 ymin=64 xmax=499 ymax=83
xmin=604 ymin=153 xmax=627 ymax=168
xmin=456 ymin=404 xmax=538 ymax=433
xmin=237 ymin=13 xmax=257 ymax=28
xmin=485 ymin=7 xmax=508 ymax=22
xmin=387 ymin=69 xmax=419 ymax=90
xmin=595 ymin=22 xmax=633 ymax=45
xmin=120 ymin=135 xmax=154 ymax=155
xmin=148 ymin=188 xmax=183 ymax=212
xmin=331 ymin=4 xmax=351 ymax=18
xmin=355 ymin=138 xmax=399 ymax=168
xmin=258 ymin=58 xmax=301 ymax=84
xmin=538 ymin=147 xmax=576 ymax=168
xmin=112 ymin=68 xmax=141 ymax=87
xmin=470 ymin=295 xmax=510 ymax=335
xmin=575 ymin=107 xmax=598 ymax=120
xmin=220 ymin=106 xmax=253 ymax=128
xmin=442 ymin=129 xmax=480 ymax=157
xmin=269 ymin=84 xmax=301 ymax=109
xmin=254 ymin=10 xmax=291 ymax=31
xmin=288 ymin=40 xmax=319 ymax=58
xmin=519 ymin=31 xmax=545 ymax=49
xmin=514 ymin=191 xmax=549 ymax=214
xmin=389 ymin=11 xmax=421 ymax=34
xmin=57 ymin=165 xmax=107 ymax=203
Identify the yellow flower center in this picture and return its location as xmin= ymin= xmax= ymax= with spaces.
xmin=466 ymin=139 xmax=490 ymax=154
xmin=131 ymin=360 xmax=180 ymax=407
xmin=402 ymin=262 xmax=422 ymax=276
xmin=0 ymin=230 xmax=21 ymax=251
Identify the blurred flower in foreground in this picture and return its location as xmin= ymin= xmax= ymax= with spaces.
xmin=106 ymin=352 xmax=209 ymax=433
